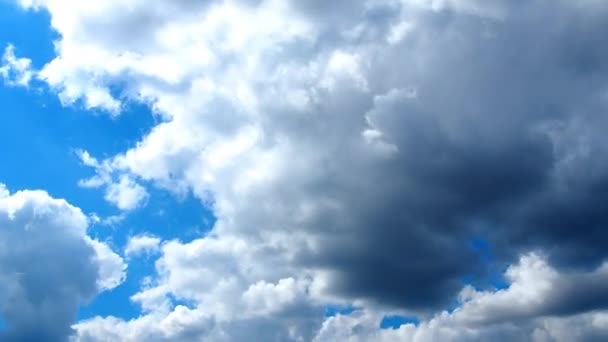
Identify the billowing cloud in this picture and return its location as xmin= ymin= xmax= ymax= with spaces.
xmin=0 ymin=184 xmax=125 ymax=341
xmin=7 ymin=0 xmax=608 ymax=340
xmin=76 ymin=235 xmax=323 ymax=341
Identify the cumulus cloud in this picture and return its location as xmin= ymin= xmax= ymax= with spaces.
xmin=75 ymin=252 xmax=608 ymax=341
xmin=8 ymin=0 xmax=608 ymax=340
xmin=76 ymin=235 xmax=323 ymax=341
xmin=0 ymin=184 xmax=125 ymax=341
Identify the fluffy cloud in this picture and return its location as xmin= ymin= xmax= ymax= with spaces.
xmin=103 ymin=175 xmax=149 ymax=211
xmin=76 ymin=236 xmax=323 ymax=341
xmin=0 ymin=184 xmax=125 ymax=341
xmin=9 ymin=0 xmax=608 ymax=340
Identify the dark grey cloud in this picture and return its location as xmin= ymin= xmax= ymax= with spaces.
xmin=232 ymin=0 xmax=608 ymax=313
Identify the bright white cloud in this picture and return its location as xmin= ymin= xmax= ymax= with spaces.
xmin=124 ymin=234 xmax=162 ymax=258
xmin=90 ymin=239 xmax=128 ymax=290
xmin=242 ymin=277 xmax=311 ymax=315
xmin=104 ymin=175 xmax=149 ymax=211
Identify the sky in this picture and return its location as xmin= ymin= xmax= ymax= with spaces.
xmin=1 ymin=0 xmax=608 ymax=341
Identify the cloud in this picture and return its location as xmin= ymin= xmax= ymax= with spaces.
xmin=75 ymin=235 xmax=323 ymax=341
xmin=104 ymin=175 xmax=149 ymax=211
xmin=75 ymin=253 xmax=608 ymax=341
xmin=0 ymin=44 xmax=33 ymax=87
xmin=0 ymin=184 xmax=125 ymax=341
xmin=124 ymin=234 xmax=162 ymax=258
xmin=10 ymin=0 xmax=608 ymax=340
xmin=314 ymin=254 xmax=608 ymax=342
xmin=77 ymin=150 xmax=149 ymax=211
xmin=0 ymin=183 xmax=9 ymax=198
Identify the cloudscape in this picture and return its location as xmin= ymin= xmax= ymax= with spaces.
xmin=1 ymin=0 xmax=608 ymax=341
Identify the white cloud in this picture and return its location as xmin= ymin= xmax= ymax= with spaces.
xmin=89 ymin=239 xmax=128 ymax=290
xmin=104 ymin=175 xmax=149 ymax=211
xmin=242 ymin=277 xmax=311 ymax=315
xmin=0 ymin=44 xmax=33 ymax=87
xmin=77 ymin=150 xmax=149 ymax=211
xmin=124 ymin=234 xmax=162 ymax=258
xmin=0 ymin=185 xmax=125 ymax=341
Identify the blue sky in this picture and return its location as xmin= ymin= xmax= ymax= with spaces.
xmin=2 ymin=1 xmax=608 ymax=341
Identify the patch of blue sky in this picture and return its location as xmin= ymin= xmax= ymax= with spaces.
xmin=92 ymin=188 xmax=216 ymax=244
xmin=0 ymin=1 xmax=57 ymax=68
xmin=467 ymin=237 xmax=510 ymax=291
xmin=441 ymin=238 xmax=511 ymax=314
xmin=324 ymin=305 xmax=357 ymax=318
xmin=0 ymin=2 xmax=153 ymax=211
xmin=380 ymin=315 xmax=419 ymax=329
xmin=78 ymin=275 xmax=146 ymax=321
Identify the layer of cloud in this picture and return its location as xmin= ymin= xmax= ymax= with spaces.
xmin=8 ymin=0 xmax=608 ymax=340
xmin=75 ymin=253 xmax=608 ymax=341
xmin=0 ymin=184 xmax=125 ymax=341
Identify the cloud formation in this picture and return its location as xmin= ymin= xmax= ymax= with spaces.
xmin=6 ymin=0 xmax=608 ymax=340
